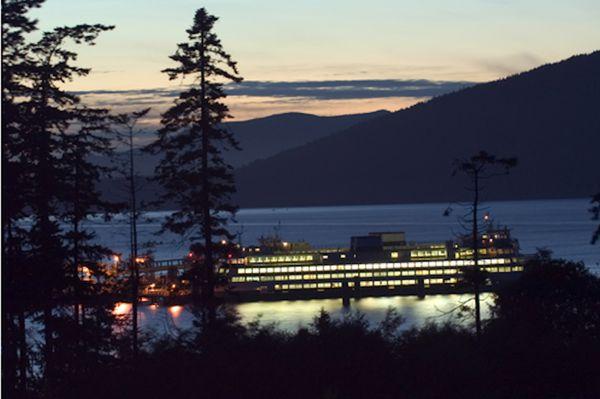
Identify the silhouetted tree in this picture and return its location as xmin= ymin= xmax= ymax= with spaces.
xmin=146 ymin=8 xmax=242 ymax=301
xmin=492 ymin=252 xmax=600 ymax=338
xmin=486 ymin=254 xmax=600 ymax=397
xmin=1 ymin=1 xmax=45 ymax=394
xmin=451 ymin=151 xmax=517 ymax=337
xmin=19 ymin=21 xmax=113 ymax=390
xmin=61 ymin=109 xmax=118 ymax=321
xmin=113 ymin=107 xmax=151 ymax=358
xmin=590 ymin=192 xmax=600 ymax=244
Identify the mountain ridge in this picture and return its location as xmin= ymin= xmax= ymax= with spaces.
xmin=234 ymin=51 xmax=600 ymax=207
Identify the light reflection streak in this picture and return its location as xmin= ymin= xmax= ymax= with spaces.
xmin=131 ymin=295 xmax=495 ymax=336
xmin=113 ymin=302 xmax=131 ymax=316
xmin=168 ymin=305 xmax=183 ymax=318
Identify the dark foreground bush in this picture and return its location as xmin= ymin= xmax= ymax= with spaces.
xmin=10 ymin=257 xmax=600 ymax=399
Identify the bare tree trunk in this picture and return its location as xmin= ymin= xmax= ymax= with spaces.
xmin=129 ymin=122 xmax=140 ymax=358
xmin=2 ymin=311 xmax=18 ymax=397
xmin=18 ymin=310 xmax=27 ymax=395
xmin=2 ymin=223 xmax=18 ymax=396
xmin=43 ymin=307 xmax=54 ymax=390
xmin=199 ymin=31 xmax=214 ymax=303
xmin=472 ymin=172 xmax=482 ymax=338
xmin=73 ymin=218 xmax=80 ymax=326
xmin=73 ymin=158 xmax=81 ymax=326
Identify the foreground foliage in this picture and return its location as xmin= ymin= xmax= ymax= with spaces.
xmin=10 ymin=257 xmax=599 ymax=399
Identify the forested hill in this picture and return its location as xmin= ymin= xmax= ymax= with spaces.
xmin=226 ymin=110 xmax=391 ymax=168
xmin=234 ymin=51 xmax=600 ymax=207
xmin=97 ymin=110 xmax=390 ymax=205
xmin=93 ymin=110 xmax=390 ymax=176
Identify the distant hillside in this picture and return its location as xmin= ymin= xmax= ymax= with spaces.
xmin=226 ymin=110 xmax=390 ymax=168
xmin=235 ymin=52 xmax=600 ymax=207
xmin=98 ymin=110 xmax=390 ymax=204
xmin=93 ymin=110 xmax=390 ymax=176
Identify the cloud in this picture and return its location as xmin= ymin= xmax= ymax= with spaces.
xmin=224 ymin=79 xmax=473 ymax=100
xmin=74 ymin=78 xmax=474 ymax=101
xmin=75 ymin=79 xmax=475 ymax=122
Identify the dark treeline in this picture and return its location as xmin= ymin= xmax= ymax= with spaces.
xmin=2 ymin=1 xmax=242 ymax=396
xmin=2 ymin=1 xmax=136 ymax=397
xmin=10 ymin=256 xmax=600 ymax=399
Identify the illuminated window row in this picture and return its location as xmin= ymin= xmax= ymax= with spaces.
xmin=248 ymin=254 xmax=314 ymax=264
xmin=479 ymin=258 xmax=513 ymax=265
xmin=245 ymin=250 xmax=516 ymax=265
xmin=274 ymin=282 xmax=345 ymax=290
xmin=234 ymin=265 xmax=521 ymax=285
xmin=424 ymin=278 xmax=458 ymax=285
xmin=455 ymin=248 xmax=515 ymax=259
xmin=231 ymin=270 xmax=464 ymax=283
xmin=483 ymin=265 xmax=523 ymax=273
xmin=410 ymin=249 xmax=448 ymax=259
xmin=272 ymin=275 xmax=463 ymax=291
xmin=236 ymin=258 xmax=514 ymax=275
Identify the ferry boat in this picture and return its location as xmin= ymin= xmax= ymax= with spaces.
xmin=223 ymin=226 xmax=525 ymax=299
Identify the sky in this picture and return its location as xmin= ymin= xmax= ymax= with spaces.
xmin=29 ymin=0 xmax=600 ymax=121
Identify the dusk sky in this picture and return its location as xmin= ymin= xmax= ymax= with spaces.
xmin=31 ymin=0 xmax=600 ymax=121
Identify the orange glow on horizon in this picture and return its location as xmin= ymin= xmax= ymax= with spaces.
xmin=78 ymin=92 xmax=422 ymax=124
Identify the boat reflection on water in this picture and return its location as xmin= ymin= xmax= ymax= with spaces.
xmin=168 ymin=305 xmax=183 ymax=318
xmin=112 ymin=302 xmax=132 ymax=317
xmin=234 ymin=294 xmax=493 ymax=331
xmin=129 ymin=294 xmax=493 ymax=335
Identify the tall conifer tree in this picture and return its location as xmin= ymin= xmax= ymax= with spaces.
xmin=147 ymin=8 xmax=242 ymax=301
xmin=60 ymin=108 xmax=118 ymax=313
xmin=2 ymin=1 xmax=45 ymax=393
xmin=21 ymin=22 xmax=113 ymax=388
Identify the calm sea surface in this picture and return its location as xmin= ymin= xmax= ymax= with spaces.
xmin=91 ymin=197 xmax=598 ymax=267
xmin=93 ymin=198 xmax=598 ymax=333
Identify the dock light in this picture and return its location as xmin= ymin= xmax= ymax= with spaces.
xmin=221 ymin=239 xmax=227 ymax=245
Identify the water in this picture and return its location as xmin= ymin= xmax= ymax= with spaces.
xmin=113 ymin=294 xmax=493 ymax=335
xmin=97 ymin=198 xmax=598 ymax=333
xmin=90 ymin=197 xmax=599 ymax=267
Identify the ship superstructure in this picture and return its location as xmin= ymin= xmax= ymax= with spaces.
xmin=224 ymin=227 xmax=524 ymax=296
